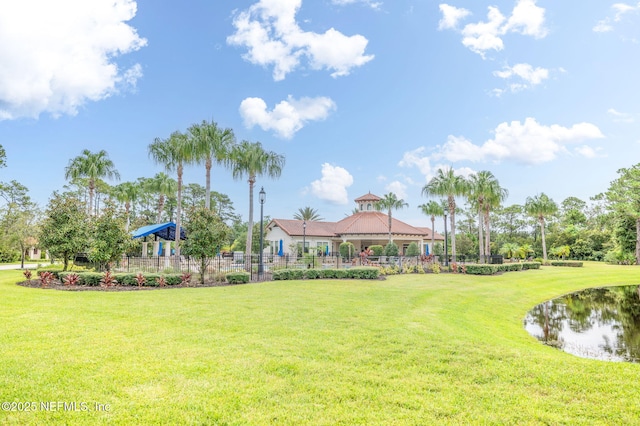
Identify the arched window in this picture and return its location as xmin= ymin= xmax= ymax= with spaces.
xmin=367 ymin=203 xmax=372 ymax=211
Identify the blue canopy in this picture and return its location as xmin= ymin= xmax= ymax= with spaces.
xmin=131 ymin=222 xmax=186 ymax=240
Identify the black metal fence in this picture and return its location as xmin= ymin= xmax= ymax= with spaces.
xmin=111 ymin=253 xmax=498 ymax=282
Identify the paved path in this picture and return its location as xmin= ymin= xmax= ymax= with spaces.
xmin=0 ymin=263 xmax=38 ymax=270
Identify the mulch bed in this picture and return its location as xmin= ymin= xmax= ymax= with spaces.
xmin=17 ymin=279 xmax=254 ymax=291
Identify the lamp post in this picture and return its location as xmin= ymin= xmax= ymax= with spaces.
xmin=443 ymin=207 xmax=449 ymax=267
xmin=302 ymin=220 xmax=306 ymax=258
xmin=259 ymin=187 xmax=265 ymax=278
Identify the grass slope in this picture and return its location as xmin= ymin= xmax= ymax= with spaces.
xmin=1 ymin=263 xmax=639 ymax=425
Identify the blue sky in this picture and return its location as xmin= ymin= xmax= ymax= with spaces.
xmin=1 ymin=0 xmax=639 ymax=230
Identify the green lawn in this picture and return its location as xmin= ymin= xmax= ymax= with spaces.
xmin=1 ymin=263 xmax=639 ymax=425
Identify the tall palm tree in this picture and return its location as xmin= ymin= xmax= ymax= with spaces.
xmin=148 ymin=131 xmax=195 ymax=257
xmin=467 ymin=171 xmax=507 ymax=262
xmin=294 ymin=207 xmax=324 ymax=221
xmin=482 ymin=179 xmax=508 ymax=258
xmin=418 ymin=200 xmax=444 ymax=255
xmin=111 ymin=181 xmax=140 ymax=231
xmin=145 ymin=172 xmax=178 ymax=223
xmin=189 ymin=120 xmax=236 ymax=210
xmin=524 ymin=193 xmax=558 ymax=261
xmin=64 ymin=149 xmax=120 ymax=215
xmin=229 ymin=140 xmax=285 ymax=262
xmin=375 ymin=192 xmax=408 ymax=243
xmin=422 ymin=167 xmax=468 ymax=261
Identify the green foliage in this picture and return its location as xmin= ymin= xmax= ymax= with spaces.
xmin=273 ymin=267 xmax=379 ymax=280
xmin=39 ymin=192 xmax=90 ymax=271
xmin=339 ymin=242 xmax=356 ymax=259
xmin=383 ymin=242 xmax=399 ymax=256
xmin=369 ymin=245 xmax=384 ymax=256
xmin=405 ymin=242 xmax=420 ymax=256
xmin=226 ymin=271 xmax=250 ymax=284
xmin=88 ymin=203 xmax=132 ymax=270
xmin=182 ymin=206 xmax=230 ymax=284
xmin=549 ymin=261 xmax=583 ymax=267
xmin=429 ymin=263 xmax=441 ymax=274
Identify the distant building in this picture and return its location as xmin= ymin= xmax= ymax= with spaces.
xmin=265 ymin=193 xmax=444 ymax=256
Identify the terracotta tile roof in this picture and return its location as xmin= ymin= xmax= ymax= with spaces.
xmin=335 ymin=212 xmax=428 ymax=236
xmin=354 ymin=192 xmax=381 ymax=203
xmin=415 ymin=227 xmax=445 ymax=241
xmin=268 ymin=219 xmax=337 ymax=237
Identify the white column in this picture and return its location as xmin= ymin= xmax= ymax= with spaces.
xmin=141 ymin=242 xmax=148 ymax=258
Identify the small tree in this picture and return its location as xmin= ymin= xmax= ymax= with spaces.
xmin=39 ymin=192 xmax=89 ymax=271
xmin=339 ymin=242 xmax=355 ymax=260
xmin=406 ymin=242 xmax=420 ymax=256
xmin=88 ymin=203 xmax=132 ymax=271
xmin=383 ymin=242 xmax=399 ymax=256
xmin=369 ymin=245 xmax=384 ymax=256
xmin=181 ymin=207 xmax=230 ymax=285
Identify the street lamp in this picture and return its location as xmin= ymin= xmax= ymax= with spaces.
xmin=302 ymin=220 xmax=306 ymax=258
xmin=443 ymin=206 xmax=449 ymax=267
xmin=259 ymin=187 xmax=266 ymax=278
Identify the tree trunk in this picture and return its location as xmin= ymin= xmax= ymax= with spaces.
xmin=157 ymin=194 xmax=165 ymax=223
xmin=388 ymin=209 xmax=392 ymax=244
xmin=245 ymin=176 xmax=255 ymax=272
xmin=430 ymin=215 xmax=435 ymax=255
xmin=449 ymin=197 xmax=457 ymax=262
xmin=636 ymin=217 xmax=640 ymax=265
xmin=88 ymin=179 xmax=95 ymax=216
xmin=205 ymin=157 xmax=212 ymax=210
xmin=540 ymin=216 xmax=548 ymax=261
xmin=174 ymin=163 xmax=183 ymax=264
xmin=484 ymin=206 xmax=491 ymax=258
xmin=477 ymin=205 xmax=485 ymax=263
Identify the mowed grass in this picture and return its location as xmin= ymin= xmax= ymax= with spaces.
xmin=1 ymin=264 xmax=640 ymax=425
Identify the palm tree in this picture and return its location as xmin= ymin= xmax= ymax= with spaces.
xmin=64 ymin=149 xmax=120 ymax=215
xmin=294 ymin=207 xmax=324 ymax=221
xmin=148 ymin=131 xmax=196 ymax=257
xmin=189 ymin=120 xmax=236 ymax=210
xmin=468 ymin=171 xmax=508 ymax=262
xmin=145 ymin=172 xmax=178 ymax=223
xmin=422 ymin=167 xmax=468 ymax=261
xmin=418 ymin=200 xmax=444 ymax=255
xmin=375 ymin=192 xmax=409 ymax=243
xmin=229 ymin=141 xmax=285 ymax=263
xmin=499 ymin=242 xmax=520 ymax=260
xmin=111 ymin=181 xmax=140 ymax=231
xmin=524 ymin=193 xmax=558 ymax=261
xmin=482 ymin=180 xmax=508 ymax=259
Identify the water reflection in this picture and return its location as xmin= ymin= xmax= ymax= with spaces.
xmin=524 ymin=285 xmax=640 ymax=362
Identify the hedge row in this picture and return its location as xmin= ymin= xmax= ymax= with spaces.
xmin=549 ymin=261 xmax=583 ymax=267
xmin=457 ymin=262 xmax=541 ymax=275
xmin=273 ymin=267 xmax=380 ymax=281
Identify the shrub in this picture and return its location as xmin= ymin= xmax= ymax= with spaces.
xmin=416 ymin=264 xmax=425 ymax=274
xmin=450 ymin=262 xmax=458 ymax=273
xmin=522 ymin=262 xmax=541 ymax=270
xmin=550 ymin=261 xmax=584 ymax=267
xmin=78 ymin=272 xmax=103 ymax=286
xmin=181 ymin=273 xmax=192 ymax=286
xmin=346 ymin=267 xmax=379 ymax=280
xmin=226 ymin=271 xmax=250 ymax=284
xmin=39 ymin=271 xmax=54 ymax=287
xmin=405 ymin=242 xmax=420 ymax=256
xmin=339 ymin=242 xmax=356 ymax=260
xmin=429 ymin=263 xmax=441 ymax=274
xmin=63 ymin=273 xmax=80 ymax=286
xmin=369 ymin=245 xmax=384 ymax=256
xmin=23 ymin=270 xmax=32 ymax=281
xmin=383 ymin=242 xmax=399 ymax=257
xmin=464 ymin=264 xmax=499 ymax=275
xmin=134 ymin=272 xmax=146 ymax=287
xmin=100 ymin=271 xmax=118 ymax=287
xmin=304 ymin=269 xmax=322 ymax=279
xmin=156 ymin=276 xmax=167 ymax=287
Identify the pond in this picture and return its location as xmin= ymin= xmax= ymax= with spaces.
xmin=524 ymin=285 xmax=640 ymax=363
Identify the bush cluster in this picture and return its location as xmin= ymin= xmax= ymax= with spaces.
xmin=549 ymin=261 xmax=584 ymax=267
xmin=225 ymin=271 xmax=250 ymax=284
xmin=462 ymin=262 xmax=541 ymax=275
xmin=272 ymin=267 xmax=379 ymax=281
xmin=42 ymin=271 xmax=209 ymax=287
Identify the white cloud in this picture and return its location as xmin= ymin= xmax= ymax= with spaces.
xmin=227 ymin=0 xmax=374 ymax=81
xmin=331 ymin=0 xmax=382 ymax=10
xmin=401 ymin=118 xmax=605 ymax=175
xmin=594 ymin=2 xmax=640 ymax=32
xmin=440 ymin=0 xmax=547 ymax=58
xmin=0 ymin=0 xmax=147 ymax=120
xmin=385 ymin=181 xmax=408 ymax=200
xmin=574 ymin=145 xmax=601 ymax=158
xmin=310 ymin=163 xmax=354 ymax=205
xmin=493 ymin=63 xmax=549 ymax=94
xmin=240 ymin=95 xmax=336 ymax=139
xmin=608 ymin=108 xmax=635 ymax=123
xmin=438 ymin=4 xmax=471 ymax=30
